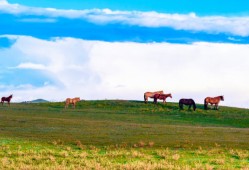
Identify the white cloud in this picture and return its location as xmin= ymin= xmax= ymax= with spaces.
xmin=14 ymin=62 xmax=47 ymax=70
xmin=18 ymin=18 xmax=57 ymax=23
xmin=0 ymin=0 xmax=7 ymax=5
xmin=1 ymin=1 xmax=249 ymax=36
xmin=0 ymin=35 xmax=249 ymax=108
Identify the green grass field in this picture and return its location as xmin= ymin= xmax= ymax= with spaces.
xmin=0 ymin=100 xmax=248 ymax=169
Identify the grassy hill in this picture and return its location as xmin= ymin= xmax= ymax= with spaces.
xmin=0 ymin=100 xmax=248 ymax=169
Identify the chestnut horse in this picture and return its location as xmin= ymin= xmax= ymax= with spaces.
xmin=204 ymin=96 xmax=224 ymax=110
xmin=65 ymin=97 xmax=80 ymax=109
xmin=179 ymin=99 xmax=196 ymax=111
xmin=1 ymin=94 xmax=13 ymax=106
xmin=144 ymin=90 xmax=163 ymax=104
xmin=154 ymin=93 xmax=172 ymax=104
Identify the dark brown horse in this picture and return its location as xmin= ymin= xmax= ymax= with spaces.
xmin=204 ymin=96 xmax=224 ymax=110
xmin=179 ymin=99 xmax=196 ymax=111
xmin=1 ymin=94 xmax=13 ymax=106
xmin=144 ymin=90 xmax=163 ymax=104
xmin=154 ymin=93 xmax=172 ymax=104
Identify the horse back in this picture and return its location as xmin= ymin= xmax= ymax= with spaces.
xmin=205 ymin=97 xmax=219 ymax=104
xmin=65 ymin=98 xmax=72 ymax=103
xmin=179 ymin=98 xmax=194 ymax=104
xmin=144 ymin=91 xmax=163 ymax=96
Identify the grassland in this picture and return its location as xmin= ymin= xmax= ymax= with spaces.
xmin=0 ymin=100 xmax=248 ymax=169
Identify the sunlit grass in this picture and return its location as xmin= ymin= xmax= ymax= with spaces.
xmin=0 ymin=138 xmax=248 ymax=169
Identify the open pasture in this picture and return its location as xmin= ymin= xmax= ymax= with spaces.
xmin=0 ymin=100 xmax=248 ymax=169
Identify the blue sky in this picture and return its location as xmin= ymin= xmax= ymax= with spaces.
xmin=7 ymin=0 xmax=249 ymax=15
xmin=1 ymin=0 xmax=249 ymax=108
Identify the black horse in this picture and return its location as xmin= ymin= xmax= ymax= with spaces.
xmin=179 ymin=98 xmax=196 ymax=111
xmin=1 ymin=94 xmax=13 ymax=106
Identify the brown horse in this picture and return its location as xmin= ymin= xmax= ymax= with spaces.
xmin=65 ymin=97 xmax=80 ymax=109
xmin=204 ymin=96 xmax=224 ymax=110
xmin=1 ymin=94 xmax=13 ymax=106
xmin=154 ymin=93 xmax=172 ymax=104
xmin=144 ymin=90 xmax=163 ymax=104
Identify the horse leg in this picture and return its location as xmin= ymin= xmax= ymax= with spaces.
xmin=154 ymin=98 xmax=157 ymax=104
xmin=179 ymin=103 xmax=183 ymax=110
xmin=144 ymin=95 xmax=148 ymax=104
xmin=188 ymin=105 xmax=191 ymax=110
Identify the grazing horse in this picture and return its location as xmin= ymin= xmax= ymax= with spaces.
xmin=65 ymin=97 xmax=80 ymax=109
xmin=144 ymin=90 xmax=163 ymax=104
xmin=1 ymin=94 xmax=13 ymax=106
xmin=179 ymin=99 xmax=196 ymax=111
xmin=204 ymin=96 xmax=224 ymax=110
xmin=154 ymin=93 xmax=172 ymax=104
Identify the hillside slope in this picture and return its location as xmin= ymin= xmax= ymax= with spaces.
xmin=0 ymin=100 xmax=248 ymax=149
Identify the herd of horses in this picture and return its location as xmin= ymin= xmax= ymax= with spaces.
xmin=144 ymin=90 xmax=224 ymax=111
xmin=1 ymin=91 xmax=224 ymax=110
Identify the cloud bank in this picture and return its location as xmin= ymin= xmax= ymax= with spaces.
xmin=0 ymin=35 xmax=249 ymax=108
xmin=1 ymin=0 xmax=249 ymax=36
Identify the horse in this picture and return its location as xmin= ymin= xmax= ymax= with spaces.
xmin=204 ymin=96 xmax=224 ymax=110
xmin=154 ymin=93 xmax=172 ymax=104
xmin=65 ymin=97 xmax=80 ymax=109
xmin=144 ymin=90 xmax=163 ymax=104
xmin=179 ymin=99 xmax=196 ymax=111
xmin=1 ymin=94 xmax=13 ymax=106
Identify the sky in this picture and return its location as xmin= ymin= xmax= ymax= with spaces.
xmin=0 ymin=0 xmax=249 ymax=108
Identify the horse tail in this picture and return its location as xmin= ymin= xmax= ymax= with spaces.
xmin=192 ymin=100 xmax=197 ymax=111
xmin=204 ymin=98 xmax=207 ymax=110
xmin=144 ymin=94 xmax=147 ymax=104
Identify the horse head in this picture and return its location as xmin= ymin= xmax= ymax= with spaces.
xmin=169 ymin=93 xmax=172 ymax=98
xmin=220 ymin=95 xmax=224 ymax=101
